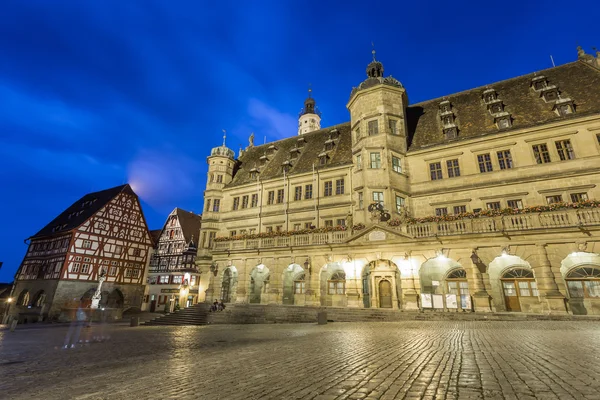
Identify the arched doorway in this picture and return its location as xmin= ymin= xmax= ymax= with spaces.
xmin=320 ymin=263 xmax=346 ymax=307
xmin=220 ymin=267 xmax=238 ymax=303
xmin=565 ymin=266 xmax=600 ymax=315
xmin=282 ymin=264 xmax=305 ymax=305
xmin=249 ymin=264 xmax=270 ymax=304
xmin=17 ymin=290 xmax=29 ymax=306
xmin=379 ymin=280 xmax=393 ymax=308
xmin=32 ymin=290 xmax=46 ymax=307
xmin=501 ymin=268 xmax=538 ymax=312
xmin=107 ymin=289 xmax=124 ymax=308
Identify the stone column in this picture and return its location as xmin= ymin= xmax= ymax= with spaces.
xmin=534 ymin=244 xmax=568 ymax=314
xmin=235 ymin=260 xmax=248 ymax=304
xmin=400 ymin=266 xmax=419 ymax=311
xmin=304 ymin=259 xmax=321 ymax=306
xmin=267 ymin=259 xmax=282 ymax=304
xmin=465 ymin=250 xmax=492 ymax=313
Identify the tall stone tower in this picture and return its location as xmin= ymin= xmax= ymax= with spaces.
xmin=298 ymin=88 xmax=321 ymax=135
xmin=347 ymin=50 xmax=410 ymax=225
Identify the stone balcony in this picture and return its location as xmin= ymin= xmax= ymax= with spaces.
xmin=212 ymin=207 xmax=600 ymax=252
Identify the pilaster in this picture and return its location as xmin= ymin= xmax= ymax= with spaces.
xmin=534 ymin=244 xmax=568 ymax=314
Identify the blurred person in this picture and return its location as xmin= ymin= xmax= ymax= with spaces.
xmin=63 ymin=300 xmax=87 ymax=349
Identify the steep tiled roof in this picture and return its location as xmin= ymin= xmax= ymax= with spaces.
xmin=176 ymin=208 xmax=202 ymax=244
xmin=227 ymin=122 xmax=352 ymax=187
xmin=31 ymin=184 xmax=135 ymax=239
xmin=407 ymin=61 xmax=600 ymax=150
xmin=149 ymin=229 xmax=162 ymax=246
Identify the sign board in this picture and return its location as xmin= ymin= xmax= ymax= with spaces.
xmin=432 ymin=280 xmax=440 ymax=286
xmin=432 ymin=294 xmax=444 ymax=309
xmin=460 ymin=295 xmax=472 ymax=310
xmin=189 ymin=289 xmax=199 ymax=294
xmin=445 ymin=294 xmax=458 ymax=309
xmin=368 ymin=231 xmax=386 ymax=241
xmin=420 ymin=293 xmax=432 ymax=308
xmin=161 ymin=289 xmax=180 ymax=294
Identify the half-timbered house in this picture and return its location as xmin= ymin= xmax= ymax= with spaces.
xmin=147 ymin=208 xmax=202 ymax=312
xmin=10 ymin=184 xmax=154 ymax=322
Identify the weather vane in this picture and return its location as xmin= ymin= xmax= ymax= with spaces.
xmin=308 ymin=83 xmax=312 ymax=97
xmin=371 ymin=41 xmax=376 ymax=61
xmin=222 ymin=129 xmax=226 ymax=147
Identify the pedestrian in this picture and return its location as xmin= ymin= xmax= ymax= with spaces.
xmin=218 ymin=300 xmax=226 ymax=311
xmin=63 ymin=301 xmax=87 ymax=349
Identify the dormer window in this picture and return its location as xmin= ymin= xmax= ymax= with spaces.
xmin=439 ymin=100 xmax=451 ymax=113
xmin=289 ymin=147 xmax=300 ymax=160
xmin=441 ymin=114 xmax=454 ymax=126
xmin=494 ymin=113 xmax=512 ymax=129
xmin=444 ymin=127 xmax=458 ymax=140
xmin=541 ymin=86 xmax=558 ymax=102
xmin=324 ymin=139 xmax=335 ymax=151
xmin=483 ymin=89 xmax=497 ymax=103
xmin=267 ymin=145 xmax=277 ymax=155
xmin=531 ymin=76 xmax=547 ymax=91
xmin=554 ymin=97 xmax=575 ymax=116
xmin=329 ymin=128 xmax=339 ymax=139
xmin=282 ymin=160 xmax=292 ymax=174
xmin=259 ymin=154 xmax=268 ymax=166
xmin=249 ymin=168 xmax=259 ymax=179
xmin=318 ymin=152 xmax=329 ymax=166
xmin=297 ymin=137 xmax=306 ymax=148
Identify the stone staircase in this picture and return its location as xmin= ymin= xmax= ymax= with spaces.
xmin=143 ymin=303 xmax=210 ymax=326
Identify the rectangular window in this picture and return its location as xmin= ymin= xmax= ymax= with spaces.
xmin=477 ymin=154 xmax=493 ymax=173
xmin=335 ymin=179 xmax=344 ymax=195
xmin=114 ymin=245 xmax=122 ymax=255
xmin=251 ymin=194 xmax=258 ymax=207
xmin=72 ymin=263 xmax=80 ymax=273
xmin=242 ymin=195 xmax=249 ymax=209
xmin=304 ymin=222 xmax=312 ymax=229
xmin=389 ymin=119 xmax=398 ymax=135
xmin=133 ymin=248 xmax=141 ymax=257
xmin=370 ymin=152 xmax=381 ymax=169
xmin=249 ymin=228 xmax=256 ymax=235
xmin=293 ymin=224 xmax=301 ymax=231
xmin=159 ymin=275 xmax=169 ymax=284
xmin=212 ymin=199 xmax=220 ymax=212
xmin=435 ymin=207 xmax=448 ymax=216
xmin=109 ymin=266 xmax=117 ymax=276
xmin=266 ymin=226 xmax=273 ymax=233
xmin=497 ymin=150 xmax=513 ymax=170
xmin=570 ymin=193 xmax=588 ymax=202
xmin=395 ymin=195 xmax=405 ymax=213
xmin=82 ymin=240 xmax=92 ymax=249
xmin=294 ymin=186 xmax=302 ymax=201
xmin=373 ymin=192 xmax=384 ymax=206
xmin=452 ymin=205 xmax=467 ymax=214
xmin=555 ymin=139 xmax=575 ymax=160
xmin=276 ymin=226 xmax=282 ymax=232
xmin=205 ymin=199 xmax=211 ymax=212
xmin=277 ymin=189 xmax=284 ymax=203
xmin=267 ymin=191 xmax=275 ymax=205
xmin=81 ymin=262 xmax=90 ymax=274
xmin=207 ymin=232 xmax=216 ymax=248
xmin=230 ymin=230 xmax=237 ymax=237
xmin=324 ymin=181 xmax=333 ymax=197
xmin=532 ymin=143 xmax=551 ymax=164
xmin=305 ymin=184 xmax=313 ymax=199
xmin=358 ymin=192 xmax=364 ymax=209
xmin=546 ymin=195 xmax=563 ymax=204
xmin=324 ymin=220 xmax=333 ymax=227
xmin=173 ymin=275 xmax=183 ymax=284
xmin=336 ymin=219 xmax=346 ymax=227
xmin=507 ymin=199 xmax=523 ymax=209
xmin=446 ymin=159 xmax=460 ymax=177
xmin=429 ymin=162 xmax=443 ymax=180
xmin=294 ymin=281 xmax=305 ymax=294
xmin=232 ymin=197 xmax=240 ymax=210
xmin=486 ymin=202 xmax=501 ymax=210
xmin=392 ymin=156 xmax=402 ymax=173
xmin=356 ymin=154 xmax=362 ymax=170
xmin=368 ymin=120 xmax=379 ymax=136
xmin=216 ymin=175 xmax=223 ymax=183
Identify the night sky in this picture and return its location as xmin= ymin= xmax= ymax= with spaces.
xmin=1 ymin=0 xmax=598 ymax=282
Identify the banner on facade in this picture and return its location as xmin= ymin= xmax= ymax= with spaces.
xmin=161 ymin=289 xmax=180 ymax=294
xmin=445 ymin=294 xmax=458 ymax=309
xmin=189 ymin=289 xmax=199 ymax=294
xmin=432 ymin=294 xmax=444 ymax=309
xmin=420 ymin=293 xmax=432 ymax=308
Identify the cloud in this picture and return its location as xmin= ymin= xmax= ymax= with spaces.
xmin=247 ymin=98 xmax=297 ymax=140
xmin=127 ymin=149 xmax=204 ymax=211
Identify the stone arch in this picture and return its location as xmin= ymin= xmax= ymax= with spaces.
xmin=419 ymin=257 xmax=462 ymax=295
xmin=249 ymin=264 xmax=270 ymax=304
xmin=489 ymin=255 xmax=534 ymax=312
xmin=106 ymin=289 xmax=124 ymax=309
xmin=319 ymin=262 xmax=346 ymax=307
xmin=560 ymin=252 xmax=600 ymax=315
xmin=17 ymin=289 xmax=29 ymax=306
xmin=81 ymin=288 xmax=96 ymax=308
xmin=282 ymin=263 xmax=304 ymax=305
xmin=220 ymin=266 xmax=238 ymax=303
xmin=32 ymin=290 xmax=46 ymax=308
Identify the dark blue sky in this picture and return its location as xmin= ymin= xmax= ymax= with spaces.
xmin=1 ymin=0 xmax=598 ymax=281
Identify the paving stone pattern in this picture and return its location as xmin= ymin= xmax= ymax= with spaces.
xmin=1 ymin=321 xmax=600 ymax=399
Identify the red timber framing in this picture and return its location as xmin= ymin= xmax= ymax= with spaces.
xmin=63 ymin=191 xmax=153 ymax=285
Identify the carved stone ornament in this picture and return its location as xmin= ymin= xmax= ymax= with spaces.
xmin=577 ymin=242 xmax=588 ymax=252
xmin=368 ymin=230 xmax=386 ymax=241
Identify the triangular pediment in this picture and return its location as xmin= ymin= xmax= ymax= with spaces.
xmin=344 ymin=223 xmax=411 ymax=244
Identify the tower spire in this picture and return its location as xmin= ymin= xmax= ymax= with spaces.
xmin=372 ymin=41 xmax=376 ymax=61
xmin=222 ymin=129 xmax=227 ymax=147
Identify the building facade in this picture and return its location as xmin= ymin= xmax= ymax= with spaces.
xmin=10 ymin=184 xmax=154 ymax=322
xmin=146 ymin=208 xmax=202 ymax=312
xmin=198 ymin=48 xmax=600 ymax=315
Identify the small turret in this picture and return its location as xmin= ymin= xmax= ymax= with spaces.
xmin=298 ymin=87 xmax=322 ymax=135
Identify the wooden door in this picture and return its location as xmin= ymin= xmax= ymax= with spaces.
xmin=150 ymin=300 xmax=156 ymax=312
xmin=502 ymin=281 xmax=521 ymax=312
xmin=379 ymin=280 xmax=393 ymax=308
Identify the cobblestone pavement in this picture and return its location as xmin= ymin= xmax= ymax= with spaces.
xmin=1 ymin=321 xmax=600 ymax=400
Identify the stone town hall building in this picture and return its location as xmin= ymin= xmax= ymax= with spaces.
xmin=197 ymin=48 xmax=600 ymax=315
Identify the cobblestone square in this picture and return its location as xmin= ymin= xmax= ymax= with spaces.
xmin=1 ymin=321 xmax=600 ymax=399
